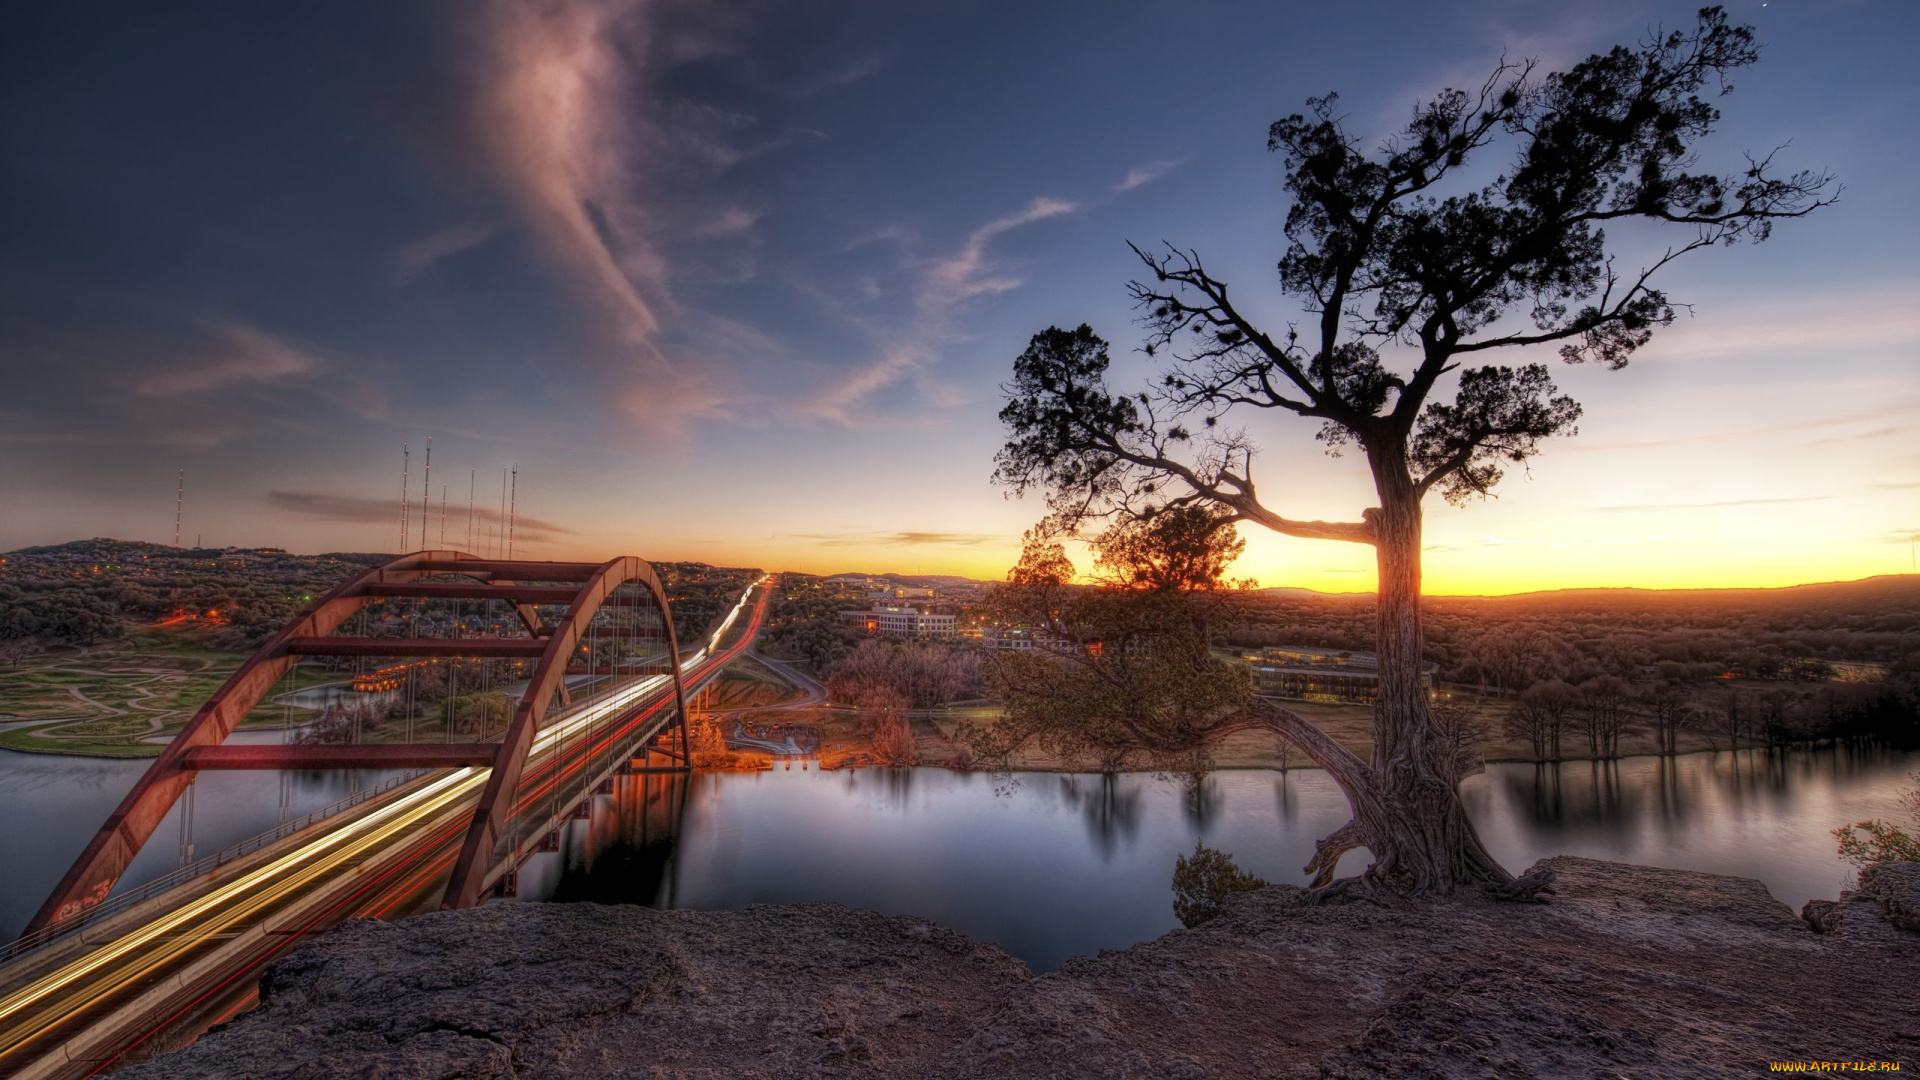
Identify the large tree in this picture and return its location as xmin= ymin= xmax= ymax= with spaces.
xmin=992 ymin=8 xmax=1833 ymax=898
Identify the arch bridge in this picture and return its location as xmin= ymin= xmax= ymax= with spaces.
xmin=26 ymin=551 xmax=715 ymax=935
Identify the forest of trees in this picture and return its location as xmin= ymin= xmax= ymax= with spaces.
xmin=1217 ymin=578 xmax=1920 ymax=684
xmin=0 ymin=540 xmax=757 ymax=653
xmin=751 ymin=566 xmax=1920 ymax=762
xmin=760 ymin=573 xmax=865 ymax=670
xmin=0 ymin=539 xmax=381 ymax=648
xmin=1218 ymin=578 xmax=1920 ymax=756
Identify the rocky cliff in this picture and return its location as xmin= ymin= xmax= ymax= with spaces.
xmin=124 ymin=858 xmax=1918 ymax=1079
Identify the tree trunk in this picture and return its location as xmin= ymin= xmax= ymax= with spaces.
xmin=1349 ymin=467 xmax=1513 ymax=894
xmin=1221 ymin=450 xmax=1552 ymax=900
xmin=1265 ymin=444 xmax=1531 ymax=899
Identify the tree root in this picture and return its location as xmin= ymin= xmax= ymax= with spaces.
xmin=1303 ymin=820 xmax=1366 ymax=889
xmin=1482 ymin=867 xmax=1557 ymax=903
xmin=1301 ymin=869 xmax=1391 ymax=907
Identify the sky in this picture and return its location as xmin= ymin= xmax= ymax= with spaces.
xmin=1 ymin=0 xmax=1914 ymax=594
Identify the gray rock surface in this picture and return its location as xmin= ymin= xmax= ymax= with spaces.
xmin=1803 ymin=859 xmax=1920 ymax=939
xmin=125 ymin=858 xmax=1918 ymax=1080
xmin=1857 ymin=860 xmax=1920 ymax=932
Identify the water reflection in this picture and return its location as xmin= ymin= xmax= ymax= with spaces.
xmin=537 ymin=773 xmax=688 ymax=908
xmin=509 ymin=747 xmax=1914 ymax=973
xmin=1 ymin=753 xmax=400 ymax=940
xmin=4 ymin=744 xmax=1911 ymax=970
xmin=1464 ymin=748 xmax=1916 ymax=910
xmin=1058 ymin=773 xmax=1142 ymax=859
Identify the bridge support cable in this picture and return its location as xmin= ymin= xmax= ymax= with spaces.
xmin=22 ymin=550 xmax=689 ymax=938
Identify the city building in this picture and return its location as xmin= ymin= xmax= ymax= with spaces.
xmin=840 ymin=603 xmax=957 ymax=638
xmin=1244 ymin=646 xmax=1435 ymax=704
xmin=977 ymin=627 xmax=1043 ymax=650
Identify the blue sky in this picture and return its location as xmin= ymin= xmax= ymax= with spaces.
xmin=2 ymin=0 xmax=1914 ymax=591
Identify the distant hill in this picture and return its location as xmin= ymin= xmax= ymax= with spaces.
xmin=817 ymin=571 xmax=991 ymax=588
xmin=3 ymin=537 xmax=387 ymax=566
xmin=1251 ymin=576 xmax=1920 ymax=614
xmin=2 ymin=539 xmax=760 ymax=649
xmin=1428 ymin=575 xmax=1920 ymax=614
xmin=800 ymin=567 xmax=1920 ymax=613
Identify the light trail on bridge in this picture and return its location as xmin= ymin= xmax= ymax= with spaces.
xmin=0 ymin=576 xmax=773 ymax=1078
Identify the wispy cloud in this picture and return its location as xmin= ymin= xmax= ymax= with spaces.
xmin=1114 ymin=159 xmax=1180 ymax=192
xmin=791 ymin=530 xmax=999 ymax=547
xmin=0 ymin=314 xmax=373 ymax=452
xmin=1572 ymin=402 xmax=1920 ymax=453
xmin=794 ymin=49 xmax=890 ymax=96
xmin=468 ymin=0 xmax=821 ymax=437
xmin=841 ymin=223 xmax=911 ymax=253
xmin=476 ymin=0 xmax=666 ymax=342
xmin=268 ymin=490 xmax=575 ymax=542
xmin=1644 ymin=288 xmax=1920 ymax=364
xmin=133 ymin=322 xmax=321 ymax=398
xmin=918 ymin=197 xmax=1076 ymax=315
xmin=695 ymin=207 xmax=764 ymax=237
xmin=800 ymin=197 xmax=1076 ymax=423
xmin=1805 ymin=426 xmax=1904 ymax=448
xmin=1601 ymin=480 xmax=1920 ymax=514
xmin=1600 ymin=494 xmax=1838 ymax=513
xmin=394 ymin=222 xmax=495 ymax=277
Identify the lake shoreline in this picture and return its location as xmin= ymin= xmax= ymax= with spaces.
xmin=4 ymin=731 xmax=1894 ymax=772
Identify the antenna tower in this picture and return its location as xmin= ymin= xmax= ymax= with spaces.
xmin=400 ymin=443 xmax=410 ymax=552
xmin=173 ymin=470 xmax=184 ymax=548
xmin=507 ymin=465 xmax=518 ymax=561
xmin=420 ymin=436 xmax=432 ymax=554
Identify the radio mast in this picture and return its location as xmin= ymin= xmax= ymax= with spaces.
xmin=399 ymin=444 xmax=410 ymax=552
xmin=420 ymin=436 xmax=432 ymax=554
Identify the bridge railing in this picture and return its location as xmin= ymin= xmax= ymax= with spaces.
xmin=2 ymin=768 xmax=432 ymax=966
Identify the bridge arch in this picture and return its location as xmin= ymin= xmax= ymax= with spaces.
xmin=26 ymin=551 xmax=689 ymax=935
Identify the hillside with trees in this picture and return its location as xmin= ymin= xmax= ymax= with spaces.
xmin=0 ymin=539 xmax=756 ymax=652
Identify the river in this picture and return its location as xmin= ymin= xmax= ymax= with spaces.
xmin=2 ymin=747 xmax=1912 ymax=969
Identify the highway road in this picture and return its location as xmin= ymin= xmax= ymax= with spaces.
xmin=0 ymin=578 xmax=772 ymax=1079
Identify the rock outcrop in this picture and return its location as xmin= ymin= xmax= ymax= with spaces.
xmin=125 ymin=858 xmax=1917 ymax=1079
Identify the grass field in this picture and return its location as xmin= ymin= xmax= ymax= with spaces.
xmin=0 ymin=625 xmax=334 ymax=757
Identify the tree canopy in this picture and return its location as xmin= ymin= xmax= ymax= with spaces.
xmin=994 ymin=8 xmax=1834 ymax=537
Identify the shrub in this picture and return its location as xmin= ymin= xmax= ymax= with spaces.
xmin=1833 ymin=771 xmax=1920 ymax=866
xmin=1171 ymin=843 xmax=1267 ymax=928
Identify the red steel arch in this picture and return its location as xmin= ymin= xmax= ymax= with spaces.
xmin=25 ymin=551 xmax=688 ymax=935
xmin=440 ymin=554 xmax=688 ymax=909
